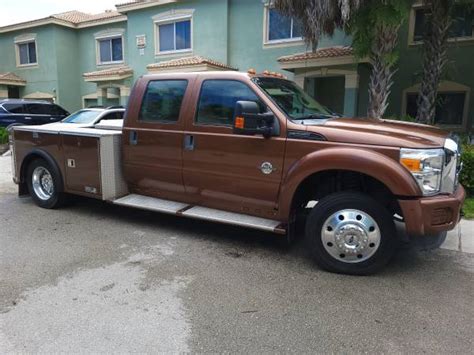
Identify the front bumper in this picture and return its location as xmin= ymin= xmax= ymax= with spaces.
xmin=398 ymin=185 xmax=466 ymax=236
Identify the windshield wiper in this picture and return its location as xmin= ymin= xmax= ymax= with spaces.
xmin=296 ymin=113 xmax=336 ymax=121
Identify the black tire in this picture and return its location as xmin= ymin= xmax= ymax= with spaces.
xmin=26 ymin=158 xmax=66 ymax=209
xmin=305 ymin=192 xmax=398 ymax=275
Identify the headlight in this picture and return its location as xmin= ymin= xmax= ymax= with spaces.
xmin=400 ymin=148 xmax=445 ymax=196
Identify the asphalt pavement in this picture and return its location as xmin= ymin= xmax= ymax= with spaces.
xmin=1 ymin=155 xmax=473 ymax=353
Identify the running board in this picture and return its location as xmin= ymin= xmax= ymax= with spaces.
xmin=113 ymin=194 xmax=188 ymax=214
xmin=181 ymin=206 xmax=283 ymax=233
xmin=113 ymin=194 xmax=285 ymax=234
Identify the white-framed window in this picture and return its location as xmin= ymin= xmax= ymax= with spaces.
xmin=264 ymin=6 xmax=303 ymax=45
xmin=409 ymin=2 xmax=474 ymax=44
xmin=16 ymin=40 xmax=37 ymax=66
xmin=155 ymin=17 xmax=192 ymax=54
xmin=402 ymin=81 xmax=471 ymax=130
xmin=97 ymin=36 xmax=124 ymax=65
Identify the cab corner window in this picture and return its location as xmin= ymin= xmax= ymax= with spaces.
xmin=139 ymin=80 xmax=188 ymax=123
xmin=196 ymin=80 xmax=262 ymax=127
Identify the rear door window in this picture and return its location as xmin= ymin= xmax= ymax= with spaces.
xmin=26 ymin=104 xmax=52 ymax=115
xmin=139 ymin=80 xmax=188 ymax=123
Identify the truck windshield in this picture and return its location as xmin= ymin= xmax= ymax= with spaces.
xmin=63 ymin=110 xmax=102 ymax=124
xmin=252 ymin=77 xmax=335 ymax=120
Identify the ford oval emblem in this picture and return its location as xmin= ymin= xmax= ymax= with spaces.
xmin=260 ymin=162 xmax=274 ymax=175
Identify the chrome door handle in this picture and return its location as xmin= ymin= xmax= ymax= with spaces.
xmin=184 ymin=135 xmax=194 ymax=151
xmin=24 ymin=117 xmax=32 ymax=120
xmin=130 ymin=131 xmax=138 ymax=145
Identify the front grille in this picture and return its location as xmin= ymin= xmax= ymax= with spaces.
xmin=441 ymin=138 xmax=460 ymax=194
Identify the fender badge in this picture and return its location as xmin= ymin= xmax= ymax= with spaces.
xmin=260 ymin=162 xmax=275 ymax=175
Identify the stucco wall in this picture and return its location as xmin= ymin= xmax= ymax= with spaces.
xmin=126 ymin=0 xmax=229 ymax=79
xmin=0 ymin=25 xmax=59 ymax=102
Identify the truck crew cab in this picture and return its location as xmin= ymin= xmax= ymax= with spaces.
xmin=10 ymin=71 xmax=465 ymax=275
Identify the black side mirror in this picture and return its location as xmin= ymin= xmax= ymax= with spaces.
xmin=232 ymin=101 xmax=276 ymax=138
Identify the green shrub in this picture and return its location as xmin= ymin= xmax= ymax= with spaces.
xmin=460 ymin=144 xmax=474 ymax=196
xmin=0 ymin=127 xmax=8 ymax=145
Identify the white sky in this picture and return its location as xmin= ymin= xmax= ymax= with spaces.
xmin=0 ymin=0 xmax=120 ymax=26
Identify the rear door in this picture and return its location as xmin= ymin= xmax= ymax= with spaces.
xmin=122 ymin=76 xmax=195 ymax=201
xmin=182 ymin=77 xmax=287 ymax=219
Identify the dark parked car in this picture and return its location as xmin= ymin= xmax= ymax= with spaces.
xmin=0 ymin=99 xmax=69 ymax=128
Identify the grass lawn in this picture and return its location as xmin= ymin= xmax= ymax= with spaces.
xmin=464 ymin=198 xmax=474 ymax=219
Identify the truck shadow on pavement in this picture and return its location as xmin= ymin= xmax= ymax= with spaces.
xmin=45 ymin=194 xmax=458 ymax=277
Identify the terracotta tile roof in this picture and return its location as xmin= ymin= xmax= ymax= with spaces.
xmin=278 ymin=46 xmax=354 ymax=63
xmin=83 ymin=66 xmax=133 ymax=79
xmin=147 ymin=56 xmax=237 ymax=71
xmin=0 ymin=72 xmax=26 ymax=85
xmin=116 ymin=0 xmax=163 ymax=9
xmin=0 ymin=9 xmax=125 ymax=32
xmin=116 ymin=1 xmax=142 ymax=6
xmin=52 ymin=10 xmax=123 ymax=24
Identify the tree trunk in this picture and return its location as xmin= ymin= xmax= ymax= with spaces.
xmin=367 ymin=23 xmax=400 ymax=119
xmin=416 ymin=0 xmax=451 ymax=124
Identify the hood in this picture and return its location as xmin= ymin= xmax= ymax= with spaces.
xmin=303 ymin=117 xmax=448 ymax=148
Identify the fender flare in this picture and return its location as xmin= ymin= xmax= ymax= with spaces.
xmin=278 ymin=147 xmax=421 ymax=220
xmin=20 ymin=149 xmax=64 ymax=194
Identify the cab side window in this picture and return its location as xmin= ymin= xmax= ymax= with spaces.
xmin=196 ymin=80 xmax=262 ymax=126
xmin=139 ymin=80 xmax=188 ymax=123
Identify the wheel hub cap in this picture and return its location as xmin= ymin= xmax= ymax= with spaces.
xmin=321 ymin=209 xmax=381 ymax=263
xmin=32 ymin=166 xmax=54 ymax=201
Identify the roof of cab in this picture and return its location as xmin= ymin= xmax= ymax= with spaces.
xmin=142 ymin=71 xmax=252 ymax=80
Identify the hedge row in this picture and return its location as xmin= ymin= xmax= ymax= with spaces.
xmin=460 ymin=144 xmax=474 ymax=196
xmin=0 ymin=128 xmax=8 ymax=145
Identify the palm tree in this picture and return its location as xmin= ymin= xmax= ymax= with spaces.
xmin=274 ymin=0 xmax=364 ymax=50
xmin=415 ymin=0 xmax=452 ymax=124
xmin=274 ymin=0 xmax=411 ymax=119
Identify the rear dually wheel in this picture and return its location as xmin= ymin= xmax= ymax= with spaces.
xmin=27 ymin=158 xmax=66 ymax=209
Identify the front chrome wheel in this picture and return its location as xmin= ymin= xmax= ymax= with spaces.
xmin=32 ymin=166 xmax=54 ymax=201
xmin=321 ymin=209 xmax=381 ymax=263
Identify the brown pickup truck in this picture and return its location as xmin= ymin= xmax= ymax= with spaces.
xmin=10 ymin=71 xmax=465 ymax=275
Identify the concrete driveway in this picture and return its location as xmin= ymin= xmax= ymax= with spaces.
xmin=1 ymin=155 xmax=473 ymax=353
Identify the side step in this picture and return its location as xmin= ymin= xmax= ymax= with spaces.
xmin=181 ymin=206 xmax=283 ymax=233
xmin=113 ymin=194 xmax=285 ymax=234
xmin=113 ymin=194 xmax=188 ymax=214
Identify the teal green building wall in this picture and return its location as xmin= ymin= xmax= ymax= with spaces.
xmin=76 ymin=22 xmax=128 ymax=108
xmin=54 ymin=27 xmax=80 ymax=111
xmin=0 ymin=25 xmax=59 ymax=100
xmin=228 ymin=0 xmax=352 ymax=75
xmin=125 ymin=0 xmax=229 ymax=79
xmin=388 ymin=24 xmax=474 ymax=131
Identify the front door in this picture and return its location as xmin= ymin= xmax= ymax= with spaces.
xmin=182 ymin=78 xmax=286 ymax=219
xmin=122 ymin=77 xmax=193 ymax=201
xmin=8 ymin=86 xmax=20 ymax=99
